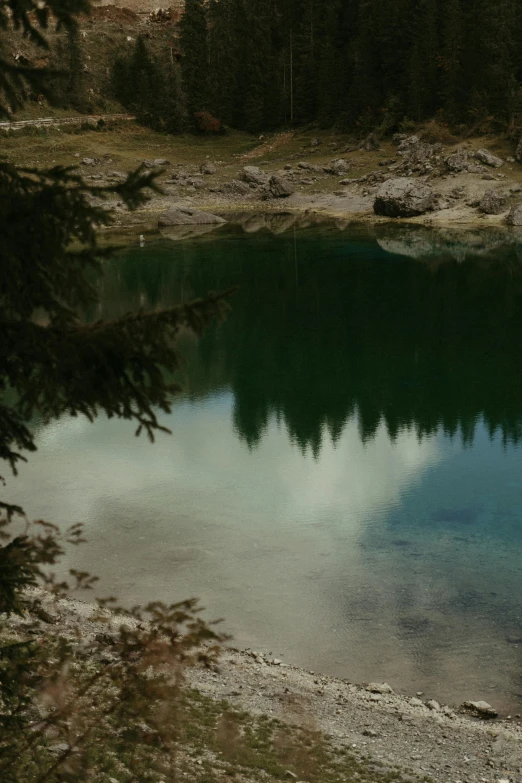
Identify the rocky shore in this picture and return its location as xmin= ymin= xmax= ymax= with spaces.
xmin=80 ymin=131 xmax=522 ymax=235
xmin=12 ymin=589 xmax=522 ymax=783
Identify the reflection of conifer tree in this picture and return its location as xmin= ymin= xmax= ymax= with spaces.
xmin=102 ymin=232 xmax=522 ymax=454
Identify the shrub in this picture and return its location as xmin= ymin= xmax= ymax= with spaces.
xmin=193 ymin=111 xmax=222 ymax=133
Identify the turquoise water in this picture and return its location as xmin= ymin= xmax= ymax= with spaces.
xmin=8 ymin=218 xmax=522 ymax=712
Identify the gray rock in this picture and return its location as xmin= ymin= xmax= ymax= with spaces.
xmin=221 ymin=180 xmax=252 ymax=195
xmin=370 ymin=693 xmax=383 ymax=702
xmin=507 ymin=203 xmax=522 ymax=226
xmin=426 ymin=699 xmax=441 ymax=711
xmin=362 ymin=728 xmax=379 ymax=737
xmin=516 ymin=137 xmax=522 ymax=163
xmin=461 ymin=700 xmax=498 ymax=718
xmin=409 ymin=697 xmax=424 ymax=707
xmin=397 ymin=135 xmax=420 ymax=154
xmin=374 ymin=178 xmax=436 ymax=218
xmin=445 ymin=148 xmax=472 ymax=172
xmin=475 ymin=149 xmax=504 ymax=168
xmin=200 ymin=162 xmax=217 ymax=175
xmin=324 ymin=158 xmax=352 ymax=175
xmin=398 ymin=138 xmax=443 ymax=166
xmin=366 ymin=682 xmax=394 ymax=694
xmin=81 ymin=157 xmax=100 ymax=166
xmin=142 ymin=159 xmax=168 ymax=168
xmin=240 ymin=165 xmax=269 ymax=186
xmin=158 ymin=207 xmax=226 ymax=227
xmin=393 ymin=133 xmax=408 ymax=146
xmin=310 ymin=137 xmax=320 ymax=147
xmin=48 ymin=743 xmax=70 ymax=755
xmin=479 ymin=189 xmax=508 ymax=215
xmin=298 ymin=161 xmax=321 ymax=172
xmin=362 ymin=132 xmax=379 ymax=151
xmin=269 ymin=175 xmax=294 ymax=198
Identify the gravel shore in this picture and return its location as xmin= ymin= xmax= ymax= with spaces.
xmin=13 ymin=590 xmax=522 ymax=783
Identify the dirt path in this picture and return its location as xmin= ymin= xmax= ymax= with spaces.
xmin=240 ymin=131 xmax=295 ymax=160
xmin=0 ymin=113 xmax=135 ymax=130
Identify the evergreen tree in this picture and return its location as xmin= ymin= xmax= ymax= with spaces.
xmin=67 ymin=26 xmax=88 ymax=111
xmin=0 ymin=0 xmax=233 ymax=616
xmin=180 ymin=0 xmax=209 ymax=119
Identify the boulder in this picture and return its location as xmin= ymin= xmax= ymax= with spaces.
xmin=142 ymin=158 xmax=169 ymax=168
xmin=479 ymin=189 xmax=508 ymax=215
xmin=158 ymin=207 xmax=226 ymax=227
xmin=445 ymin=148 xmax=472 ymax=172
xmin=81 ymin=157 xmax=100 ymax=166
xmin=461 ymin=700 xmax=498 ymax=719
xmin=324 ymin=158 xmax=351 ymax=175
xmin=240 ymin=165 xmax=269 ymax=186
xmin=200 ymin=162 xmax=217 ymax=175
xmin=298 ymin=161 xmax=322 ymax=172
xmin=374 ymin=178 xmax=436 ymax=218
xmin=516 ymin=137 xmax=522 ymax=163
xmin=362 ymin=132 xmax=379 ymax=151
xmin=221 ymin=179 xmax=251 ymax=195
xmin=475 ymin=149 xmax=504 ymax=168
xmin=366 ymin=682 xmax=393 ymax=694
xmin=399 ymin=139 xmax=443 ymax=166
xmin=506 ymin=203 xmax=522 ymax=226
xmin=397 ymin=135 xmax=420 ymax=154
xmin=269 ymin=175 xmax=294 ymax=198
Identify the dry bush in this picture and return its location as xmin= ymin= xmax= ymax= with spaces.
xmin=193 ymin=111 xmax=222 ymax=134
xmin=420 ymin=118 xmax=459 ymax=144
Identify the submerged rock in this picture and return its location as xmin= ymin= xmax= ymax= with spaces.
xmin=374 ymin=178 xmax=436 ymax=218
xmin=158 ymin=207 xmax=226 ymax=227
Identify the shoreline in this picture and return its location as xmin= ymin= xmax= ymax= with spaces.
xmin=12 ymin=589 xmax=522 ymax=782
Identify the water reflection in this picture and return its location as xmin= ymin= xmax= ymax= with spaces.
xmin=9 ymin=222 xmax=522 ymax=711
xmin=95 ymin=221 xmax=522 ymax=452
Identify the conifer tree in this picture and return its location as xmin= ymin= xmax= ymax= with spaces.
xmin=67 ymin=26 xmax=88 ymax=111
xmin=0 ymin=0 xmax=233 ymax=604
xmin=180 ymin=0 xmax=209 ymax=119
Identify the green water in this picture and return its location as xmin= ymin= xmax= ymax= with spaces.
xmin=9 ymin=218 xmax=522 ymax=712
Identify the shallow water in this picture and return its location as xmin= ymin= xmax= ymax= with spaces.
xmin=8 ymin=219 xmax=522 ymax=712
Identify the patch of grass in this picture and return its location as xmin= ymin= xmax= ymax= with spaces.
xmin=177 ymin=688 xmax=430 ymax=783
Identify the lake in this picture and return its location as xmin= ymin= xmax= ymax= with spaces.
xmin=8 ymin=216 xmax=522 ymax=713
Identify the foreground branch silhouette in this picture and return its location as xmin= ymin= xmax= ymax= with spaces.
xmin=0 ymin=2 xmax=234 ymax=778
